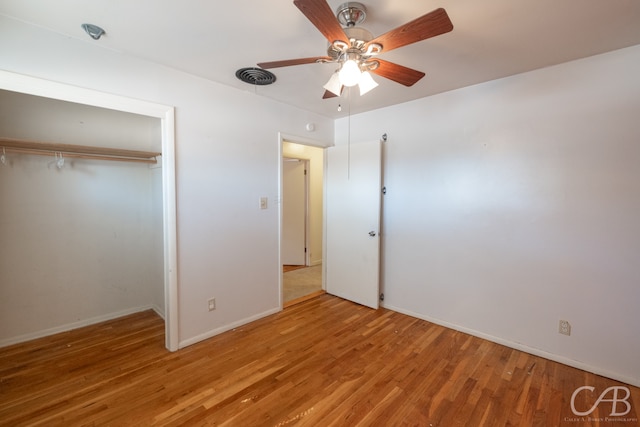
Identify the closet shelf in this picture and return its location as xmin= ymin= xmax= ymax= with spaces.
xmin=0 ymin=137 xmax=161 ymax=164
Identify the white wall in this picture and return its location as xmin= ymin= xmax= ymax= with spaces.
xmin=335 ymin=45 xmax=640 ymax=386
xmin=0 ymin=90 xmax=162 ymax=151
xmin=283 ymin=141 xmax=324 ymax=266
xmin=0 ymin=15 xmax=333 ymax=347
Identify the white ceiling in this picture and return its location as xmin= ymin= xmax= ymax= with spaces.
xmin=2 ymin=0 xmax=640 ymax=119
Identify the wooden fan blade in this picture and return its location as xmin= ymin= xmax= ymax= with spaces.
xmin=323 ymin=90 xmax=338 ymax=99
xmin=294 ymin=0 xmax=349 ymax=43
xmin=257 ymin=56 xmax=332 ymax=69
xmin=367 ymin=8 xmax=453 ymax=53
xmin=322 ymin=86 xmax=343 ymax=99
xmin=371 ymin=59 xmax=426 ymax=87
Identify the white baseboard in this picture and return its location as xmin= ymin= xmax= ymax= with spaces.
xmin=382 ymin=303 xmax=640 ymax=389
xmin=0 ymin=305 xmax=160 ymax=348
xmin=151 ymin=303 xmax=165 ymax=320
xmin=178 ymin=307 xmax=281 ymax=349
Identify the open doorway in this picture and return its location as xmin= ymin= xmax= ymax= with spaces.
xmin=281 ymin=140 xmax=324 ymax=306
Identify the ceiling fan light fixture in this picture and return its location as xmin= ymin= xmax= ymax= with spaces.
xmin=339 ymin=59 xmax=361 ymax=87
xmin=358 ymin=71 xmax=378 ymax=96
xmin=260 ymin=2 xmax=452 ymax=102
xmin=323 ymin=72 xmax=342 ymax=96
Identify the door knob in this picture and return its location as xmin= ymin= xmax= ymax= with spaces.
xmin=369 ymin=231 xmax=376 ymax=237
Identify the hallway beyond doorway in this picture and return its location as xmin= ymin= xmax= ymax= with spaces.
xmin=283 ymin=264 xmax=322 ymax=305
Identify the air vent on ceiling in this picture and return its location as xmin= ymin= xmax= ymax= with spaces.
xmin=235 ymin=67 xmax=277 ymax=85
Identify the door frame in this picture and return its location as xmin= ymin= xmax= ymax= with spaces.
xmin=0 ymin=70 xmax=179 ymax=351
xmin=278 ymin=132 xmax=330 ymax=308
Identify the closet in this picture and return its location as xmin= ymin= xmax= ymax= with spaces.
xmin=0 ymin=90 xmax=164 ymax=346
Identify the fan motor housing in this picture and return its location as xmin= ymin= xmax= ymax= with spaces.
xmin=327 ymin=26 xmax=377 ymax=61
xmin=345 ymin=26 xmax=373 ymax=44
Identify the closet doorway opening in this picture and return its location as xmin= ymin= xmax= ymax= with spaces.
xmin=280 ymin=138 xmax=325 ymax=307
xmin=0 ymin=71 xmax=178 ymax=351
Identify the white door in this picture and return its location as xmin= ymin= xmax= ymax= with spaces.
xmin=325 ymin=140 xmax=381 ymax=309
xmin=282 ymin=158 xmax=307 ymax=265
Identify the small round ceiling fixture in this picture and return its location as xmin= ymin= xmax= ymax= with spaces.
xmin=81 ymin=23 xmax=105 ymax=40
xmin=235 ymin=67 xmax=277 ymax=85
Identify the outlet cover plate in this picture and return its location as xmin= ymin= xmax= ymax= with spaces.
xmin=559 ymin=320 xmax=571 ymax=336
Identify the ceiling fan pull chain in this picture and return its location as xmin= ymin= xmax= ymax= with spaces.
xmin=347 ymin=86 xmax=351 ymax=180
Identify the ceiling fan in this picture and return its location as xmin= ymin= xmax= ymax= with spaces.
xmin=257 ymin=0 xmax=453 ymax=98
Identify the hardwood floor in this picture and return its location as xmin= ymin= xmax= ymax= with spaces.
xmin=283 ymin=290 xmax=325 ymax=308
xmin=1 ymin=294 xmax=638 ymax=426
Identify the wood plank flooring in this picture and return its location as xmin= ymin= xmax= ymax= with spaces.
xmin=1 ymin=294 xmax=638 ymax=426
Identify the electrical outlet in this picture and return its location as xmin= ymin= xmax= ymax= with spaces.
xmin=559 ymin=320 xmax=571 ymax=336
xmin=208 ymin=298 xmax=216 ymax=311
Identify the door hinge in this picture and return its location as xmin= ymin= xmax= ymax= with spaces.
xmin=304 ymin=169 xmax=307 ymax=175
xmin=304 ymin=247 xmax=307 ymax=253
xmin=382 ymin=186 xmax=387 ymax=195
xmin=380 ymin=293 xmax=385 ymax=301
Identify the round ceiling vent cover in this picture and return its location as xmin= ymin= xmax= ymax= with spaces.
xmin=235 ymin=67 xmax=277 ymax=85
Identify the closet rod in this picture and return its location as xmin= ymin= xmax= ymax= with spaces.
xmin=0 ymin=137 xmax=161 ymax=164
xmin=4 ymin=147 xmax=157 ymax=164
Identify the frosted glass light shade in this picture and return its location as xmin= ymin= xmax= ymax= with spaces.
xmin=358 ymin=71 xmax=378 ymax=95
xmin=338 ymin=60 xmax=361 ymax=87
xmin=323 ymin=72 xmax=342 ymax=96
